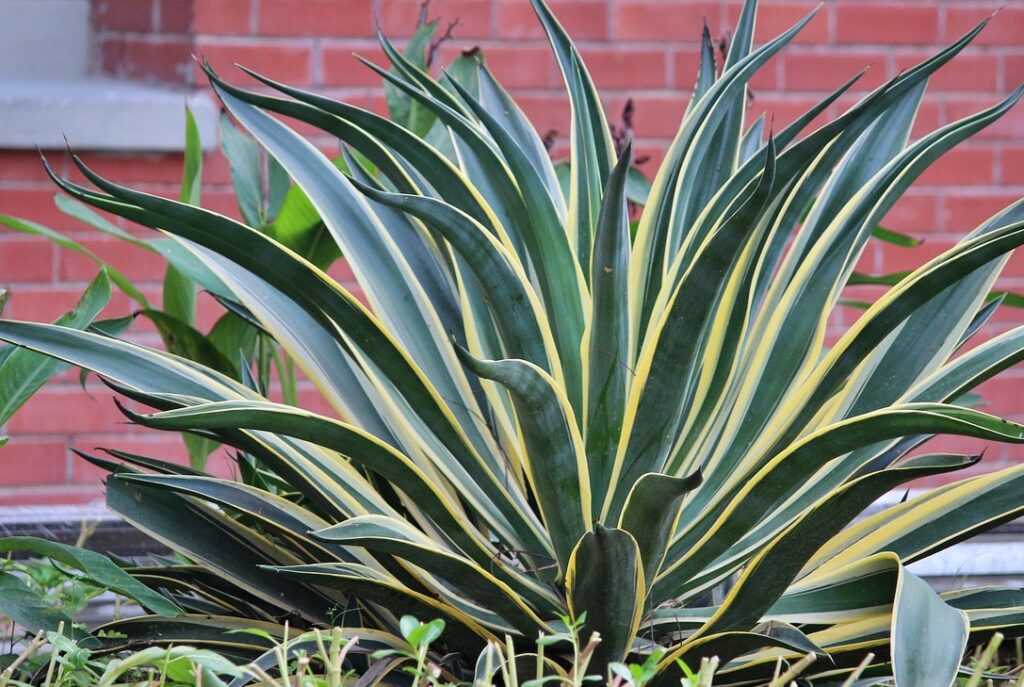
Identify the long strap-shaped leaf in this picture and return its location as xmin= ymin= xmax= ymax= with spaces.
xmin=349 ymin=181 xmax=559 ymax=381
xmin=121 ymin=399 xmax=559 ymax=611
xmin=654 ymin=623 xmax=821 ymax=685
xmin=116 ymin=474 xmax=356 ymax=564
xmin=566 ymin=525 xmax=643 ymax=669
xmin=584 ymin=145 xmax=633 ymax=510
xmin=45 ymin=160 xmax=550 ymax=556
xmin=106 ymin=475 xmax=341 ymax=625
xmin=210 ymin=82 xmax=502 ymax=478
xmin=313 ymin=515 xmax=555 ymax=635
xmin=457 ymin=347 xmax=590 ymax=577
xmin=679 ymin=453 xmax=976 ymax=631
xmin=605 ymin=142 xmax=777 ymax=523
xmin=656 ymin=404 xmax=1024 ymax=600
xmin=629 ymin=7 xmax=816 ymax=338
xmin=529 ymin=0 xmax=614 ymax=270
xmin=445 ymin=75 xmax=589 ymax=416
xmin=805 ymin=461 xmax=1024 ymax=575
xmin=228 ymin=67 xmax=508 ymax=243
xmin=736 ymin=87 xmax=1024 ymax=471
xmin=273 ymin=562 xmax=497 ymax=651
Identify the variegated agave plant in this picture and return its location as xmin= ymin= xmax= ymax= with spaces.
xmin=5 ymin=0 xmax=1024 ymax=684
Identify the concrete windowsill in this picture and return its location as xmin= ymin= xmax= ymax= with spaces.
xmin=0 ymin=78 xmax=217 ymax=152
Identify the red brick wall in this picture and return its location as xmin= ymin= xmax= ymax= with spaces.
xmin=2 ymin=0 xmax=1024 ymax=504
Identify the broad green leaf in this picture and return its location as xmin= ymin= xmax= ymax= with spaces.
xmin=0 ymin=571 xmax=83 ymax=640
xmin=0 ymin=537 xmax=182 ymax=616
xmin=892 ymin=569 xmax=967 ymax=687
xmin=585 ymin=146 xmax=633 ymax=510
xmin=618 ymin=470 xmax=702 ymax=598
xmin=457 ymin=348 xmax=588 ymax=577
xmin=566 ymin=525 xmax=642 ymax=669
xmin=0 ymin=270 xmax=110 ymax=425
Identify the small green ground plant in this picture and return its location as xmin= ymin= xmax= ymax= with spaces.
xmin=4 ymin=0 xmax=1024 ymax=684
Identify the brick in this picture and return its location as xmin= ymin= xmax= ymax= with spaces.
xmin=880 ymin=192 xmax=939 ymax=233
xmin=102 ymin=38 xmax=193 ymax=85
xmin=878 ymin=237 xmax=956 ymax=275
xmin=194 ymin=0 xmax=252 ymax=34
xmin=0 ymin=189 xmax=82 ymax=231
xmin=195 ymin=40 xmax=313 ymax=86
xmin=945 ymin=7 xmax=1024 ymax=46
xmin=321 ymin=44 xmax=391 ymax=88
xmin=911 ymin=97 xmax=943 ymax=141
xmin=671 ymin=46 xmax=703 ymax=92
xmin=0 ymin=440 xmax=67 ymax=486
xmin=578 ymin=48 xmax=668 ymax=90
xmin=508 ymin=93 xmax=570 ymax=138
xmin=783 ymin=51 xmax=889 ymax=93
xmin=745 ymin=94 xmax=829 ymax=132
xmin=834 ymin=3 xmax=939 ymax=45
xmin=93 ymin=0 xmax=155 ymax=32
xmin=159 ymin=0 xmax=194 ymax=33
xmin=610 ymin=1 xmax=715 ymax=43
xmin=605 ymin=95 xmax=685 ymax=140
xmin=58 ymin=237 xmax=167 ymax=283
xmin=6 ymin=387 xmax=132 ymax=435
xmin=942 ymin=192 xmax=1023 ymax=232
xmin=945 ymin=96 xmax=1024 ymax=142
xmin=380 ymin=0 xmax=492 ymax=39
xmin=3 ymin=285 xmax=152 ymax=322
xmin=750 ymin=1 xmax=828 ymax=45
xmin=893 ymin=52 xmax=998 ymax=93
xmin=0 ymin=238 xmax=54 ymax=283
xmin=473 ymin=44 xmax=559 ymax=89
xmin=1000 ymin=146 xmax=1024 ymax=186
xmin=258 ymin=0 xmax=372 ymax=37
xmin=495 ymin=0 xmax=606 ymax=40
xmin=0 ymin=151 xmax=68 ymax=183
xmin=1002 ymin=54 xmax=1024 ymax=93
xmin=66 ymin=153 xmax=188 ymax=186
xmin=917 ymin=146 xmax=997 ymax=187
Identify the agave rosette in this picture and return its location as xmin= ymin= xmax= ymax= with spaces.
xmin=4 ymin=0 xmax=1024 ymax=683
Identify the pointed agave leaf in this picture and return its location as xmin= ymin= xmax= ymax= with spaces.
xmin=211 ymin=81 xmax=498 ymax=461
xmin=348 ymin=180 xmax=557 ymax=378
xmin=529 ymin=0 xmax=615 ymax=268
xmin=273 ymin=562 xmax=498 ymax=651
xmin=46 ymin=158 xmax=550 ymax=555
xmin=684 ymin=453 xmax=976 ymax=633
xmin=566 ymin=525 xmax=643 ymax=669
xmin=657 ymin=622 xmax=822 ymax=680
xmin=443 ymin=74 xmax=588 ymax=413
xmin=657 ymin=404 xmax=1024 ymax=600
xmin=585 ymin=145 xmax=633 ymax=509
xmin=313 ymin=515 xmax=554 ymax=634
xmin=457 ymin=348 xmax=589 ymax=577
xmin=118 ymin=398 xmax=559 ymax=610
xmin=806 ymin=461 xmax=1024 ymax=575
xmin=892 ymin=569 xmax=968 ymax=687
xmin=607 ymin=140 xmax=777 ymax=522
xmin=106 ymin=476 xmax=341 ymax=624
xmin=618 ymin=470 xmax=702 ymax=598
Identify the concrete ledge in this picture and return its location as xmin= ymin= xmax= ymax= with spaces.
xmin=0 ymin=78 xmax=218 ymax=152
